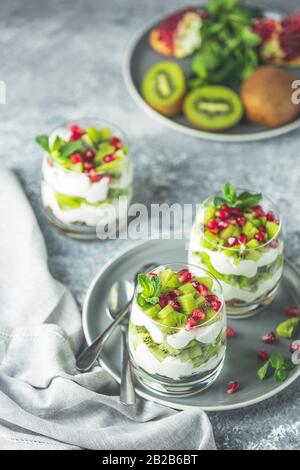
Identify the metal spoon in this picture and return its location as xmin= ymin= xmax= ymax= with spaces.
xmin=107 ymin=285 xmax=136 ymax=405
xmin=76 ymin=280 xmax=134 ymax=373
xmin=76 ymin=263 xmax=157 ymax=374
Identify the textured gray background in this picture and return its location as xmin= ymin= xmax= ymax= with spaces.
xmin=1 ymin=0 xmax=300 ymax=450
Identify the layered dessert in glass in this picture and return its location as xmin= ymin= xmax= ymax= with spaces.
xmin=36 ymin=119 xmax=133 ymax=239
xmin=129 ymin=264 xmax=226 ymax=396
xmin=189 ymin=184 xmax=283 ymax=317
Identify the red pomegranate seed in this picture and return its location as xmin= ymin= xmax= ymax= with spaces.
xmin=226 ymin=236 xmax=239 ymax=247
xmin=84 ymin=161 xmax=95 ymax=171
xmin=254 ymin=232 xmax=266 ymax=242
xmin=236 ymin=216 xmax=246 ymax=228
xmin=252 ymin=205 xmax=265 ymax=217
xmin=85 ymin=150 xmax=95 ymax=160
xmin=259 ymin=225 xmax=266 ymax=232
xmin=103 ymin=154 xmax=117 ymax=163
xmin=290 ymin=343 xmax=300 ymax=353
xmin=159 ymin=296 xmax=171 ymax=308
xmin=266 ymin=211 xmax=275 ymax=221
xmin=69 ymin=134 xmax=81 ymax=141
xmin=268 ymin=239 xmax=279 ymax=249
xmin=196 ymin=283 xmax=209 ymax=296
xmin=70 ymin=124 xmax=85 ymax=136
xmin=88 ymin=171 xmax=102 ymax=183
xmin=227 ymin=381 xmax=240 ymax=394
xmin=185 ymin=318 xmax=198 ymax=331
xmin=262 ymin=331 xmax=277 ymax=344
xmin=111 ymin=136 xmax=122 ymax=149
xmin=226 ymin=326 xmax=235 ymax=338
xmin=218 ymin=220 xmax=229 ymax=230
xmin=239 ymin=233 xmax=248 ymax=245
xmin=206 ymin=295 xmax=222 ymax=312
xmin=207 ymin=219 xmax=219 ymax=232
xmin=168 ymin=300 xmax=180 ymax=311
xmin=146 ymin=272 xmax=157 ymax=277
xmin=258 ymin=349 xmax=269 ymax=361
xmin=70 ymin=153 xmax=83 ymax=164
xmin=231 ymin=208 xmax=242 ymax=216
xmin=169 ymin=289 xmax=181 ymax=298
xmin=191 ymin=309 xmax=206 ymax=321
xmin=216 ymin=209 xmax=230 ymax=220
xmin=178 ymin=269 xmax=192 ymax=284
xmin=221 ymin=204 xmax=230 ymax=211
xmin=285 ymin=307 xmax=300 ymax=317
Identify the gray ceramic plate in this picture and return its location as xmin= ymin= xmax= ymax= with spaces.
xmin=123 ymin=6 xmax=300 ymax=142
xmin=82 ymin=239 xmax=300 ymax=411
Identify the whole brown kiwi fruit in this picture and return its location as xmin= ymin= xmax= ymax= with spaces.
xmin=241 ymin=66 xmax=300 ymax=128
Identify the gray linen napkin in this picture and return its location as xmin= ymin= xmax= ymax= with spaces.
xmin=0 ymin=169 xmax=216 ymax=450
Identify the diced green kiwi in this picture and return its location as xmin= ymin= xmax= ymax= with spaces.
xmin=94 ymin=143 xmax=115 ymax=163
xmin=232 ymin=226 xmax=241 ymax=238
xmin=202 ymin=230 xmax=224 ymax=250
xmin=157 ymin=304 xmax=175 ymax=320
xmin=158 ymin=268 xmax=173 ymax=288
xmin=192 ymin=276 xmax=213 ymax=290
xmin=219 ymin=225 xmax=235 ymax=240
xmin=183 ymin=86 xmax=243 ymax=131
xmin=246 ymin=239 xmax=260 ymax=248
xmin=178 ymin=293 xmax=197 ymax=316
xmin=144 ymin=304 xmax=161 ymax=318
xmin=204 ymin=205 xmax=216 ymax=224
xmin=178 ymin=282 xmax=195 ymax=295
xmin=95 ymin=158 xmax=124 ymax=175
xmin=266 ymin=221 xmax=279 ymax=239
xmin=141 ymin=62 xmax=186 ymax=116
xmin=243 ymin=221 xmax=259 ymax=240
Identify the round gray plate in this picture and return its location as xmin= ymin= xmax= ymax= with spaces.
xmin=123 ymin=6 xmax=300 ymax=143
xmin=82 ymin=239 xmax=300 ymax=411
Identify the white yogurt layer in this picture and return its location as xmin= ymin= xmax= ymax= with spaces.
xmin=220 ymin=267 xmax=283 ymax=303
xmin=42 ymin=182 xmax=129 ymax=226
xmin=131 ymin=299 xmax=224 ymax=349
xmin=189 ymin=223 xmax=283 ymax=278
xmin=188 ymin=251 xmax=283 ymax=303
xmin=130 ymin=341 xmax=225 ymax=380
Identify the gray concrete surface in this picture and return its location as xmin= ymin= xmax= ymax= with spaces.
xmin=0 ymin=0 xmax=299 ymax=450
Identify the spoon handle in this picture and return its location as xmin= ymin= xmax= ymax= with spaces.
xmin=120 ymin=327 xmax=136 ymax=405
xmin=76 ymin=303 xmax=130 ymax=372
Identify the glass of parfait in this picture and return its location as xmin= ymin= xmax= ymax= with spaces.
xmin=36 ymin=119 xmax=133 ymax=239
xmin=128 ymin=264 xmax=226 ymax=396
xmin=189 ymin=184 xmax=283 ymax=318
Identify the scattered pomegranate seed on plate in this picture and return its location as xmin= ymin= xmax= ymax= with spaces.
xmin=227 ymin=381 xmax=240 ymax=394
xmin=258 ymin=349 xmax=269 ymax=361
xmin=261 ymin=331 xmax=277 ymax=344
xmin=226 ymin=326 xmax=235 ymax=338
xmin=285 ymin=307 xmax=300 ymax=317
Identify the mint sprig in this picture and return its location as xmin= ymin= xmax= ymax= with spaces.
xmin=36 ymin=135 xmax=50 ymax=152
xmin=214 ymin=183 xmax=262 ymax=209
xmin=137 ymin=274 xmax=162 ymax=308
xmin=258 ymin=353 xmax=295 ymax=383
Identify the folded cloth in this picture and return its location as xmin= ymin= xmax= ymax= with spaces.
xmin=0 ymin=169 xmax=216 ymax=450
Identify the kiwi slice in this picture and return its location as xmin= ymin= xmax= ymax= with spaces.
xmin=183 ymin=86 xmax=243 ymax=131
xmin=141 ymin=61 xmax=186 ymax=117
xmin=178 ymin=282 xmax=195 ymax=295
xmin=178 ymin=293 xmax=197 ymax=316
xmin=266 ymin=221 xmax=279 ymax=239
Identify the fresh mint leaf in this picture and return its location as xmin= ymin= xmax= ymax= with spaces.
xmin=283 ymin=357 xmax=295 ymax=371
xmin=274 ymin=368 xmax=288 ymax=383
xmin=257 ymin=360 xmax=270 ymax=380
xmin=50 ymin=136 xmax=64 ymax=152
xmin=137 ymin=293 xmax=146 ymax=308
xmin=137 ymin=274 xmax=162 ymax=307
xmin=213 ymin=196 xmax=226 ymax=207
xmin=60 ymin=140 xmax=84 ymax=158
xmin=222 ymin=183 xmax=237 ymax=205
xmin=35 ymin=135 xmax=50 ymax=152
xmin=276 ymin=318 xmax=299 ymax=338
xmin=270 ymin=353 xmax=284 ymax=370
xmin=234 ymin=192 xmax=262 ymax=208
